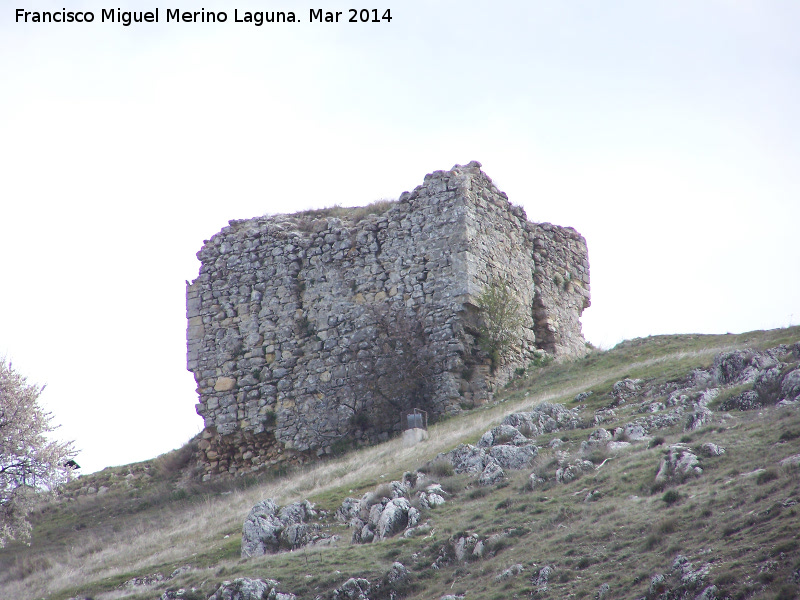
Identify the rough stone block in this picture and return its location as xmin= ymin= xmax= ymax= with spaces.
xmin=214 ymin=377 xmax=236 ymax=392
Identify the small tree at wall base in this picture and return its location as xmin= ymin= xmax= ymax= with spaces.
xmin=476 ymin=278 xmax=525 ymax=373
xmin=0 ymin=360 xmax=75 ymax=547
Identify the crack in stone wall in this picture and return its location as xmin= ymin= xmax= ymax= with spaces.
xmin=186 ymin=161 xmax=591 ymax=478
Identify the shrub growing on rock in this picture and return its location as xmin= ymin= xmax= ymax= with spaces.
xmin=476 ymin=278 xmax=525 ymax=372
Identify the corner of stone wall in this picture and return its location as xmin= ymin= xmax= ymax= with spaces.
xmin=531 ymin=223 xmax=591 ymax=358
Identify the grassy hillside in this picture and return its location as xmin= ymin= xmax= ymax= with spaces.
xmin=2 ymin=326 xmax=800 ymax=600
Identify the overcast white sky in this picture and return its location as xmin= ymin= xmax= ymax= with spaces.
xmin=2 ymin=1 xmax=798 ymax=474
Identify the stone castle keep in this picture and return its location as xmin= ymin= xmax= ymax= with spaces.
xmin=187 ymin=162 xmax=591 ymax=477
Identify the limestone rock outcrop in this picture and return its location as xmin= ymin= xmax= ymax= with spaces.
xmin=331 ymin=578 xmax=371 ymax=600
xmin=339 ymin=478 xmax=433 ymax=544
xmin=241 ymin=499 xmax=331 ymax=557
xmin=654 ymin=444 xmax=702 ymax=485
xmin=433 ymin=413 xmax=543 ymax=486
xmin=648 ymin=555 xmax=715 ymax=600
xmin=207 ymin=578 xmax=295 ymax=600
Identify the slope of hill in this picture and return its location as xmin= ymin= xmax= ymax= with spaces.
xmin=2 ymin=326 xmax=799 ymax=600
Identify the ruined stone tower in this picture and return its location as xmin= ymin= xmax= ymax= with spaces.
xmin=187 ymin=162 xmax=590 ymax=477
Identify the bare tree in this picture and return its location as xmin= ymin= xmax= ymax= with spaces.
xmin=0 ymin=359 xmax=75 ymax=546
xmin=350 ymin=303 xmax=436 ymax=431
xmin=300 ymin=304 xmax=438 ymax=451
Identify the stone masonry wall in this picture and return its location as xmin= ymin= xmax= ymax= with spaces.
xmin=186 ymin=162 xmax=590 ymax=478
xmin=531 ymin=224 xmax=592 ymax=357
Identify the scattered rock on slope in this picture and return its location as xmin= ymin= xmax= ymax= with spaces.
xmin=700 ymin=443 xmax=725 ymax=457
xmin=654 ymin=445 xmax=702 ymax=485
xmin=385 ymin=561 xmax=410 ymax=586
xmin=478 ymin=460 xmax=505 ymax=486
xmin=434 ymin=407 xmax=555 ymax=486
xmin=647 ymin=555 xmax=714 ymax=600
xmin=719 ymin=390 xmax=762 ymax=411
xmin=496 ymin=564 xmax=525 ymax=581
xmin=780 ymin=368 xmax=800 ymax=402
xmin=437 ymin=441 xmax=538 ymax=487
xmin=713 ymin=349 xmax=777 ymax=385
xmin=478 ymin=424 xmax=529 ymax=447
xmin=487 ymin=444 xmax=538 ymax=469
xmin=555 ymin=460 xmax=595 ymax=484
xmin=242 ymin=499 xmax=332 ymax=558
xmin=611 ymin=378 xmax=643 ymax=405
xmin=340 ymin=479 xmax=430 ymax=544
xmin=207 ymin=577 xmax=295 ymax=600
xmin=331 ymin=577 xmax=371 ymax=600
xmin=496 ymin=402 xmax=583 ymax=440
xmin=533 ymin=565 xmax=554 ymax=593
xmin=444 ymin=444 xmax=492 ymax=475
